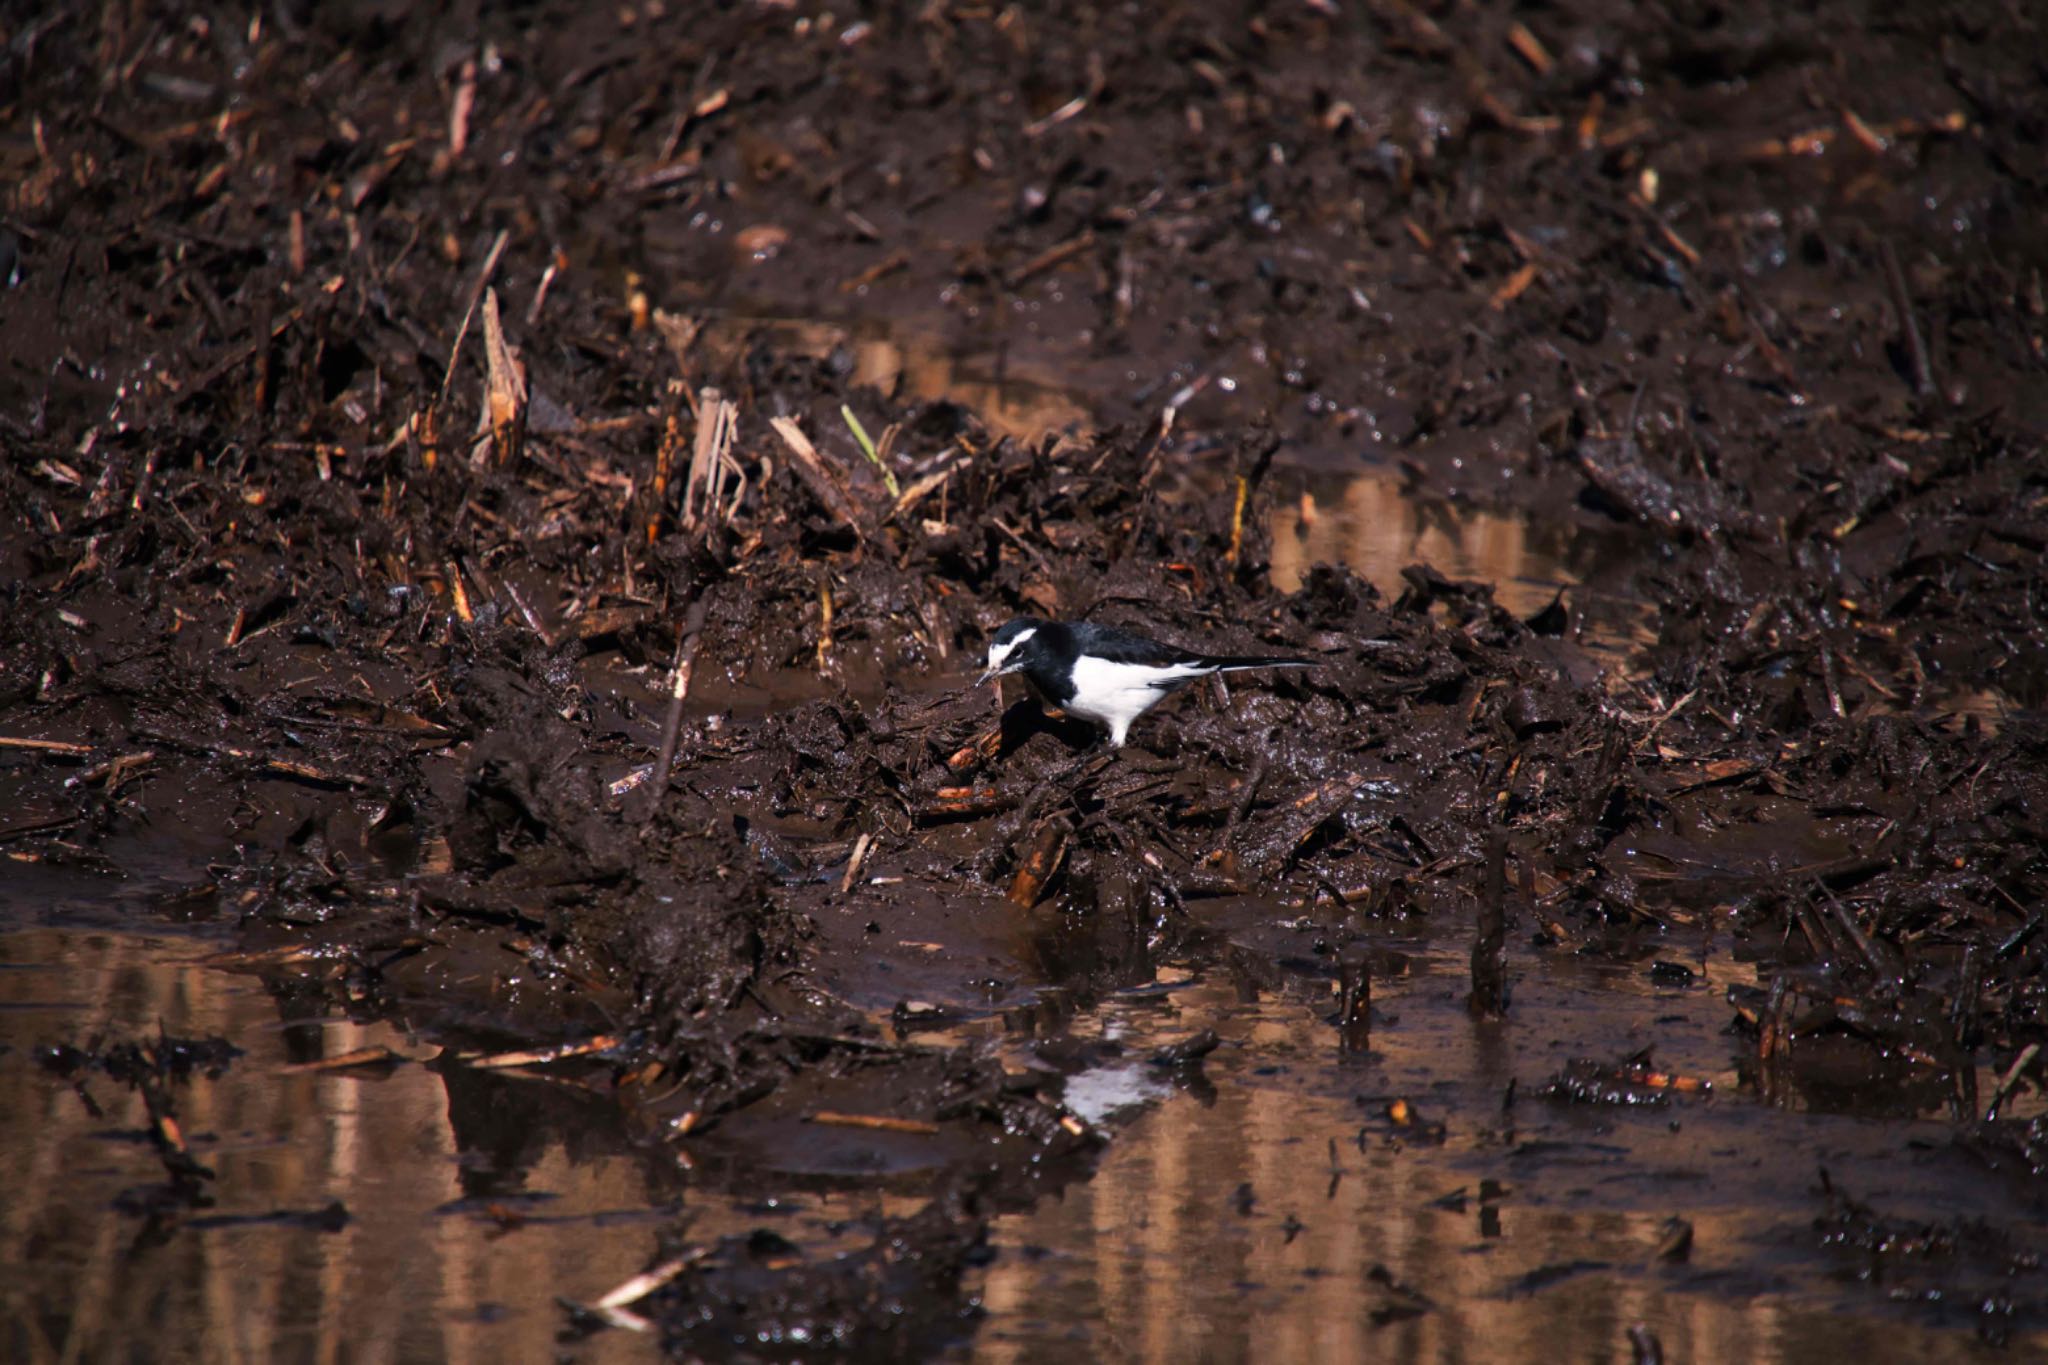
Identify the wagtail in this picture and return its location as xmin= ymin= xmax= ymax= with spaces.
xmin=976 ymin=617 xmax=1315 ymax=748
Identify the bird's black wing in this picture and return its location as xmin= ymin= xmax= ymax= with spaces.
xmin=1069 ymin=621 xmax=1314 ymax=671
xmin=1065 ymin=621 xmax=1207 ymax=667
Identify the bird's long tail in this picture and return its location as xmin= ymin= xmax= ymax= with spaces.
xmin=1205 ymin=655 xmax=1317 ymax=672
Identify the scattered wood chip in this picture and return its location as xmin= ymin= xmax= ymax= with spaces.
xmin=0 ymin=735 xmax=94 ymax=755
xmin=808 ymin=1111 xmax=940 ymax=1135
xmin=280 ymin=1045 xmax=407 ymax=1074
xmin=769 ymin=415 xmax=865 ymax=531
xmin=462 ymin=1034 xmax=621 ymax=1069
xmin=478 ymin=287 xmax=528 ymax=469
xmin=1505 ymin=22 xmax=1553 ymax=74
xmin=1489 ymin=263 xmax=1539 ymax=310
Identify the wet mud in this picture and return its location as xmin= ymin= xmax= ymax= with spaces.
xmin=4 ymin=0 xmax=2048 ymax=1359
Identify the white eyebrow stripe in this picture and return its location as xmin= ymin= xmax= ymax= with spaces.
xmin=988 ymin=626 xmax=1036 ymax=669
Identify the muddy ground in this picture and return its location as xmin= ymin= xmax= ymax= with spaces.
xmin=4 ymin=0 xmax=2048 ymax=1359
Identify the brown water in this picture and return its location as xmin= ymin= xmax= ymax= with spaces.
xmin=1268 ymin=471 xmax=1655 ymax=670
xmin=964 ymin=957 xmax=2030 ymax=1362
xmin=12 ymin=892 xmax=2036 ymax=1362
xmin=0 ymin=910 xmax=650 ymax=1363
xmin=7 ymin=784 xmax=2026 ymax=1365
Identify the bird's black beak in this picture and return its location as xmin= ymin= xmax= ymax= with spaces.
xmin=974 ymin=666 xmax=999 ymax=688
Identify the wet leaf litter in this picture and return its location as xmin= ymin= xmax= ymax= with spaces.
xmin=4 ymin=0 xmax=2048 ymax=1359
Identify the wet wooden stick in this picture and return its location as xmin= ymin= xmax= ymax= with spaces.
xmin=839 ymin=831 xmax=872 ymax=895
xmin=641 ymin=593 xmax=710 ymax=824
xmin=809 ymin=1111 xmax=940 ymax=1135
xmin=946 ymin=725 xmax=1002 ymax=771
xmin=1007 ymin=818 xmax=1069 ymax=908
xmin=72 ymin=750 xmax=156 ymax=791
xmin=435 ymin=227 xmax=511 ymax=414
xmin=816 ymin=577 xmax=834 ymax=671
xmin=595 ymin=1248 xmax=711 ymax=1311
xmin=681 ymin=388 xmax=736 ymax=530
xmin=478 ymin=287 xmax=527 ymax=469
xmin=1758 ymin=976 xmax=1794 ymax=1062
xmin=768 ymin=415 xmax=864 ymax=531
xmin=464 ymin=1033 xmax=622 ymax=1069
xmin=1879 ymin=238 xmax=1936 ymax=399
xmin=1505 ymin=21 xmax=1553 ymax=74
xmin=280 ymin=1045 xmax=406 ymax=1074
xmin=0 ymin=735 xmax=93 ymax=755
xmin=1950 ymin=944 xmax=1984 ymax=1049
xmin=1489 ymin=262 xmax=1538 ymax=310
xmin=915 ymin=785 xmax=1010 ymax=822
xmin=445 ymin=559 xmax=473 ymax=623
xmin=1984 ymin=1042 xmax=2041 ymax=1123
xmin=1469 ymin=824 xmax=1510 ymax=1018
xmin=1223 ymin=474 xmax=1250 ymax=567
xmin=1004 ymin=229 xmax=1094 ymax=290
xmin=131 ymin=729 xmax=378 ymax=789
xmin=1817 ymin=879 xmax=1900 ymax=981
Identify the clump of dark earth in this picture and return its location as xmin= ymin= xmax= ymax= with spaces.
xmin=6 ymin=0 xmax=2048 ymax=1353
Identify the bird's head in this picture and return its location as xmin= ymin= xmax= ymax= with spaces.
xmin=975 ymin=617 xmax=1046 ymax=687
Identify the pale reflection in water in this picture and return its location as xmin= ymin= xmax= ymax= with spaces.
xmin=5 ymin=870 xmax=2038 ymax=1358
xmin=1268 ymin=472 xmax=1655 ymax=669
xmin=690 ymin=312 xmax=1090 ymax=442
xmin=967 ymin=965 xmax=2031 ymax=1364
xmin=0 ymin=923 xmax=668 ymax=1365
xmin=0 ymin=919 xmax=904 ymax=1365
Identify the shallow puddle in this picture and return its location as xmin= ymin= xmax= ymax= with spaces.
xmin=688 ymin=310 xmax=1095 ymax=443
xmin=0 ymin=911 xmax=652 ymax=1362
xmin=1268 ymin=470 xmax=1657 ymax=668
xmin=12 ymin=891 xmax=2037 ymax=1361
xmin=0 ymin=885 xmax=906 ymax=1364
xmin=961 ymin=940 xmax=2041 ymax=1361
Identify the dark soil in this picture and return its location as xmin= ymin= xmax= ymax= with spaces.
xmin=5 ymin=0 xmax=2048 ymax=1358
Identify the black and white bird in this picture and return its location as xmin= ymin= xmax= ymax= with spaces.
xmin=975 ymin=616 xmax=1316 ymax=748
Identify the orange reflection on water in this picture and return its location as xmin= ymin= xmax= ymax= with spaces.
xmin=0 ymin=924 xmax=660 ymax=1365
xmin=968 ymin=970 xmax=2023 ymax=1364
xmin=1267 ymin=472 xmax=1658 ymax=675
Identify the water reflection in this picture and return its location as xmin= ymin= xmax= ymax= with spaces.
xmin=0 ymin=922 xmax=672 ymax=1364
xmin=5 ymin=869 xmax=2038 ymax=1358
xmin=1268 ymin=473 xmax=1656 ymax=668
xmin=689 ymin=311 xmax=1091 ymax=441
xmin=963 ymin=951 xmax=2044 ymax=1362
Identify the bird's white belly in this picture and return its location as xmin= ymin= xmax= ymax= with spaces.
xmin=1064 ymin=656 xmax=1206 ymax=744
